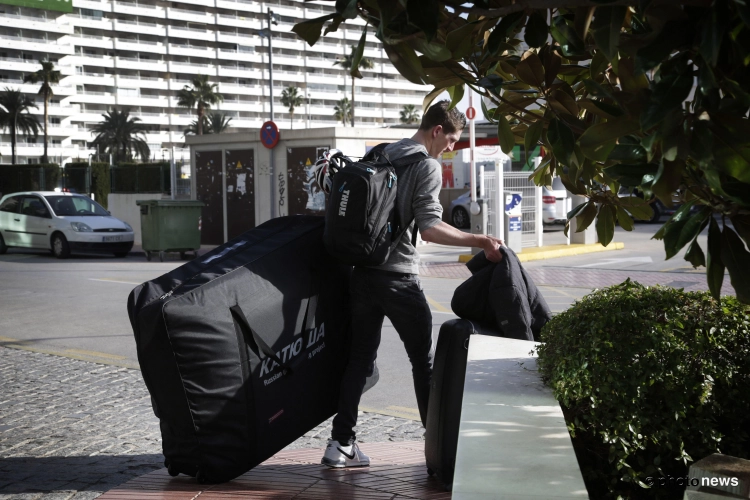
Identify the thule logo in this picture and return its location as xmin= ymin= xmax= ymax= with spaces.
xmin=338 ymin=189 xmax=350 ymax=216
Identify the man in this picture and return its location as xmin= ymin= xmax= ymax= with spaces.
xmin=322 ymin=100 xmax=504 ymax=468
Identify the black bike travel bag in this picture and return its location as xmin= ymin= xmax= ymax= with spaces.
xmin=127 ymin=215 xmax=377 ymax=483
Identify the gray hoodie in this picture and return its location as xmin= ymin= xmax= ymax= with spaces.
xmin=365 ymin=138 xmax=443 ymax=274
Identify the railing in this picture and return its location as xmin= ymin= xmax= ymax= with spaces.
xmin=116 ymin=19 xmax=159 ymax=27
xmin=118 ymin=38 xmax=159 ymax=45
xmin=169 ymin=25 xmax=212 ymax=34
xmin=169 ymin=6 xmax=212 ymax=17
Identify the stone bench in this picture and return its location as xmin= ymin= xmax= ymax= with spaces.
xmin=452 ymin=334 xmax=589 ymax=499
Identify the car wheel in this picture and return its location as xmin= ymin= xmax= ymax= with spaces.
xmin=649 ymin=203 xmax=662 ymax=223
xmin=452 ymin=207 xmax=470 ymax=229
xmin=51 ymin=233 xmax=71 ymax=259
xmin=0 ymin=233 xmax=7 ymax=255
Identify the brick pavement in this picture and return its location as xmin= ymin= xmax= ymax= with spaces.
xmin=0 ymin=347 xmax=425 ymax=500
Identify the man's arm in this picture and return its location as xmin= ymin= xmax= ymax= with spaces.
xmin=420 ymin=221 xmax=504 ymax=262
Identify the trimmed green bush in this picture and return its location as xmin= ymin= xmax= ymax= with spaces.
xmin=0 ymin=164 xmax=60 ymax=194
xmin=111 ymin=162 xmax=169 ymax=194
xmin=537 ymin=280 xmax=750 ymax=499
xmin=64 ymin=162 xmax=110 ymax=209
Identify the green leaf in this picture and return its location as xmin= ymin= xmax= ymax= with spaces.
xmin=722 ymin=226 xmax=750 ymax=303
xmin=550 ymin=16 xmax=585 ymax=57
xmin=684 ymin=238 xmax=706 ymax=268
xmin=596 ymin=205 xmax=616 ymax=246
xmin=579 ymin=118 xmax=640 ymax=162
xmin=497 ymin=113 xmax=515 ymax=154
xmin=620 ymin=196 xmax=654 ymax=221
xmin=412 ymin=39 xmax=452 ymax=62
xmin=652 ymin=159 xmax=685 ymax=206
xmin=447 ymin=84 xmax=464 ymax=110
xmin=524 ymin=11 xmax=549 ymax=48
xmin=487 ymin=12 xmax=525 ymax=55
xmin=709 ymin=113 xmax=750 ymax=184
xmin=604 ymin=163 xmax=658 ymax=187
xmin=423 ymin=86 xmax=447 ymax=111
xmin=406 ymin=0 xmax=439 ymax=41
xmin=335 ymin=0 xmax=358 ymax=19
xmin=640 ymin=70 xmax=694 ymax=132
xmin=548 ymin=118 xmax=576 ymax=166
xmin=383 ymin=42 xmax=426 ymax=85
xmin=662 ymin=203 xmax=706 ymax=260
xmin=575 ymin=201 xmax=598 ymax=232
xmin=730 ymin=215 xmax=750 ymax=247
xmin=446 ymin=21 xmax=477 ymax=54
xmin=516 ymin=51 xmax=546 ymax=88
xmin=525 ymin=120 xmax=544 ymax=167
xmin=567 ymin=200 xmax=588 ymax=220
xmin=608 ymin=144 xmax=646 ymax=163
xmin=292 ymin=14 xmax=340 ymax=46
xmin=350 ymin=27 xmax=367 ymax=79
xmin=700 ymin=5 xmax=727 ymax=67
xmin=616 ymin=205 xmax=634 ymax=231
xmin=591 ymin=6 xmax=626 ymax=62
xmin=635 ymin=21 xmax=687 ymax=73
xmin=707 ymin=217 xmax=725 ymax=300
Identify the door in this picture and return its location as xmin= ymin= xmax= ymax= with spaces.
xmin=19 ymin=195 xmax=53 ymax=248
xmin=195 ymin=150 xmax=224 ymax=245
xmin=0 ymin=195 xmax=23 ymax=246
xmin=225 ymin=149 xmax=255 ymax=240
xmin=287 ymin=146 xmax=329 ymax=216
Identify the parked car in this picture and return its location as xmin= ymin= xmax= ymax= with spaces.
xmin=0 ymin=191 xmax=134 ymax=258
xmin=617 ymin=187 xmax=682 ymax=223
xmin=450 ymin=185 xmax=564 ymax=229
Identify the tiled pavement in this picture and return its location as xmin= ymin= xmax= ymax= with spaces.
xmin=0 ymin=348 xmax=425 ymax=500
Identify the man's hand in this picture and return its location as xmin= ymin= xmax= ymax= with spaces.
xmin=481 ymin=235 xmax=504 ymax=262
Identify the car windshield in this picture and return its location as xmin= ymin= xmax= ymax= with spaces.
xmin=45 ymin=195 xmax=109 ymax=216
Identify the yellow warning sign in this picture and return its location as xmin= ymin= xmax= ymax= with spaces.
xmin=305 ymin=158 xmax=312 ymax=166
xmin=236 ymin=160 xmax=243 ymax=169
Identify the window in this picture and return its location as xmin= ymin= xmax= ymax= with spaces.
xmin=20 ymin=196 xmax=50 ymax=218
xmin=0 ymin=196 xmax=21 ymax=214
xmin=51 ymin=117 xmax=61 ymax=125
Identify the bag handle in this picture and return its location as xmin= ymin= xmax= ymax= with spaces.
xmin=230 ymin=296 xmax=317 ymax=376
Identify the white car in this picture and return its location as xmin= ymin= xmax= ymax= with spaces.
xmin=0 ymin=191 xmax=134 ymax=259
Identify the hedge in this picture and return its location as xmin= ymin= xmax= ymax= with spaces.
xmin=111 ymin=162 xmax=170 ymax=194
xmin=64 ymin=162 xmax=110 ymax=209
xmin=0 ymin=164 xmax=60 ymax=194
xmin=536 ymin=280 xmax=750 ymax=499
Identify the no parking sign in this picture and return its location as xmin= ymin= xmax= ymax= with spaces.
xmin=260 ymin=121 xmax=280 ymax=149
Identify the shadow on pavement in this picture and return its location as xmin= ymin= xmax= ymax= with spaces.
xmin=0 ymin=454 xmax=163 ymax=495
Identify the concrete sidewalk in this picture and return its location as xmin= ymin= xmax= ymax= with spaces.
xmin=0 ymin=347 xmax=426 ymax=500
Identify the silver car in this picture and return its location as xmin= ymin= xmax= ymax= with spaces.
xmin=449 ymin=185 xmax=564 ymax=229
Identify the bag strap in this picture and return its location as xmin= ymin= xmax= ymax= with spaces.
xmin=230 ymin=296 xmax=316 ymax=376
xmin=391 ymin=150 xmax=430 ymax=248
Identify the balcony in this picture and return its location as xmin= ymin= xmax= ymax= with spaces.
xmin=114 ymin=39 xmax=167 ymax=55
xmin=216 ymin=0 xmax=259 ymax=13
xmin=117 ymin=77 xmax=169 ymax=90
xmin=0 ymin=35 xmax=73 ymax=55
xmin=71 ymin=91 xmax=117 ymax=105
xmin=74 ymin=72 xmax=116 ymax=86
xmin=113 ymin=2 xmax=165 ymax=19
xmin=167 ymin=61 xmax=217 ymax=76
xmin=217 ymin=49 xmax=260 ymax=63
xmin=168 ymin=44 xmax=216 ymax=59
xmin=116 ymin=57 xmax=167 ymax=72
xmin=69 ymin=15 xmax=112 ymax=31
xmin=116 ymin=95 xmax=169 ymax=108
xmin=216 ymin=12 xmax=258 ymax=29
xmin=217 ymin=83 xmax=263 ymax=96
xmin=0 ymin=14 xmax=73 ymax=34
xmin=166 ymin=25 xmax=215 ymax=42
xmin=72 ymin=0 xmax=111 ymax=9
xmin=113 ymin=19 xmax=166 ymax=37
xmin=136 ymin=113 xmax=170 ymax=125
xmin=70 ymin=54 xmax=115 ymax=68
xmin=167 ymin=7 xmax=215 ymax=25
xmin=69 ymin=35 xmax=114 ymax=50
xmin=217 ymin=65 xmax=258 ymax=78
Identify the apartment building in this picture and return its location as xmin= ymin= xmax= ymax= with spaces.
xmin=0 ymin=0 xmax=428 ymax=167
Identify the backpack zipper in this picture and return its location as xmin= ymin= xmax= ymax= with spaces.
xmin=370 ymin=168 xmax=395 ymax=238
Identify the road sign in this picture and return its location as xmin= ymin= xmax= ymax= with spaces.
xmin=260 ymin=121 xmax=280 ymax=149
xmin=466 ymin=107 xmax=476 ymax=120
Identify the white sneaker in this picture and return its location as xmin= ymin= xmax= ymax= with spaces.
xmin=321 ymin=439 xmax=370 ymax=468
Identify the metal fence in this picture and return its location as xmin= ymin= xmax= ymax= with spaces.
xmin=483 ymin=170 xmax=542 ymax=248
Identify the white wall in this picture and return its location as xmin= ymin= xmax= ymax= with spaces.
xmin=108 ymin=193 xmax=166 ymax=245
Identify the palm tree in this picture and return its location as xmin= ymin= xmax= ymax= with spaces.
xmin=333 ymin=97 xmax=352 ymax=127
xmin=0 ymin=88 xmax=40 ymax=164
xmin=176 ymin=75 xmax=223 ymax=135
xmin=91 ymin=108 xmax=150 ymax=162
xmin=333 ymin=46 xmax=374 ymax=127
xmin=400 ymin=104 xmax=421 ymax=125
xmin=183 ymin=111 xmax=233 ymax=136
xmin=23 ymin=60 xmax=61 ymax=163
xmin=280 ymin=86 xmax=303 ymax=129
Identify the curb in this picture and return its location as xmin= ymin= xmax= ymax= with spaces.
xmin=459 ymin=242 xmax=625 ymax=263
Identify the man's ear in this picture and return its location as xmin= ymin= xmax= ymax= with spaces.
xmin=431 ymin=125 xmax=443 ymax=138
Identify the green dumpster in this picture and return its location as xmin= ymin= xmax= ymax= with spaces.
xmin=136 ymin=199 xmax=205 ymax=262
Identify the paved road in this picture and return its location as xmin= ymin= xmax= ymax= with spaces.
xmin=0 ymin=221 xmax=730 ymax=422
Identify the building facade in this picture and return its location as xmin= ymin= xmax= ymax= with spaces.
xmin=0 ymin=0 xmax=428 ymax=167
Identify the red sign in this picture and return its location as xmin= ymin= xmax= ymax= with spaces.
xmin=466 ymin=107 xmax=476 ymax=120
xmin=260 ymin=121 xmax=280 ymax=149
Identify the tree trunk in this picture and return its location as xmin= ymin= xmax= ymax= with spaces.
xmin=43 ymin=90 xmax=49 ymax=163
xmin=11 ymin=124 xmax=16 ymax=165
xmin=350 ymin=76 xmax=355 ymax=127
xmin=197 ymin=104 xmax=204 ymax=135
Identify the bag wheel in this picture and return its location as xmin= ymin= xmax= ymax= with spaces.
xmin=167 ymin=463 xmax=179 ymax=477
xmin=427 ymin=467 xmax=435 ymax=476
xmin=196 ymin=470 xmax=207 ymax=484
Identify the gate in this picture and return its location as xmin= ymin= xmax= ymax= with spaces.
xmin=483 ymin=171 xmax=542 ymax=248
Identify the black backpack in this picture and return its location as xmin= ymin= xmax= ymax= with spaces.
xmin=323 ymin=143 xmax=430 ymax=266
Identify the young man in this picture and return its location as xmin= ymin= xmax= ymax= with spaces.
xmin=322 ymin=100 xmax=505 ymax=468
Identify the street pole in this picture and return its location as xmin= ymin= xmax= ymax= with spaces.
xmin=267 ymin=8 xmax=277 ymax=218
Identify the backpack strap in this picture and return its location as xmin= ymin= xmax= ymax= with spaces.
xmin=390 ymin=150 xmax=431 ymax=249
